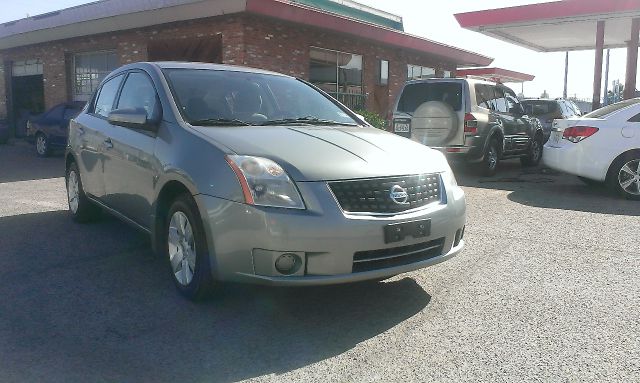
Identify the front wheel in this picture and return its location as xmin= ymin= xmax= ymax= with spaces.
xmin=36 ymin=133 xmax=50 ymax=157
xmin=608 ymin=154 xmax=640 ymax=200
xmin=165 ymin=194 xmax=217 ymax=300
xmin=521 ymin=135 xmax=543 ymax=167
xmin=479 ymin=138 xmax=500 ymax=176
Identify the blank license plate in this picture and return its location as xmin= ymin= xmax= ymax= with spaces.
xmin=394 ymin=123 xmax=410 ymax=133
xmin=550 ymin=131 xmax=562 ymax=145
xmin=384 ymin=219 xmax=431 ymax=244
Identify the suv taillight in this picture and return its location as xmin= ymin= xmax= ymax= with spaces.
xmin=464 ymin=113 xmax=478 ymax=134
xmin=562 ymin=126 xmax=599 ymax=143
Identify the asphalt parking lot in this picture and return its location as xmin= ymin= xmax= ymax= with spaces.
xmin=1 ymin=140 xmax=638 ymax=383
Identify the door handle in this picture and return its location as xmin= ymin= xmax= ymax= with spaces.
xmin=103 ymin=138 xmax=113 ymax=149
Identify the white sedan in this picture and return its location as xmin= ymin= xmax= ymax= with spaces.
xmin=543 ymin=99 xmax=640 ymax=200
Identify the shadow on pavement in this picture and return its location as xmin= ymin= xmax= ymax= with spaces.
xmin=453 ymin=161 xmax=640 ymax=216
xmin=0 ymin=210 xmax=431 ymax=382
xmin=0 ymin=140 xmax=65 ymax=183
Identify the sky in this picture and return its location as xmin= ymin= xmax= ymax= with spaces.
xmin=1 ymin=0 xmax=632 ymax=100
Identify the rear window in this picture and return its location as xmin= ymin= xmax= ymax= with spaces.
xmin=584 ymin=99 xmax=640 ymax=118
xmin=397 ymin=82 xmax=463 ymax=114
xmin=521 ymin=100 xmax=559 ymax=116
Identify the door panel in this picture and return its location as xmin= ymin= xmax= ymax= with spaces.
xmin=73 ymin=114 xmax=108 ymax=199
xmin=101 ymin=71 xmax=160 ymax=228
xmin=505 ymin=91 xmax=530 ymax=152
xmin=102 ymin=125 xmax=157 ymax=227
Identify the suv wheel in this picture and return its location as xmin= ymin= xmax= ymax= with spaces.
xmin=165 ymin=194 xmax=217 ymax=300
xmin=480 ymin=137 xmax=500 ymax=176
xmin=608 ymin=153 xmax=640 ymax=200
xmin=521 ymin=134 xmax=543 ymax=167
xmin=36 ymin=133 xmax=50 ymax=157
xmin=66 ymin=162 xmax=101 ymax=222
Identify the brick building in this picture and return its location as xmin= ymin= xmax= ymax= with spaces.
xmin=0 ymin=0 xmax=492 ymax=136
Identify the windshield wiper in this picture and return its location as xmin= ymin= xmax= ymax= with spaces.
xmin=259 ymin=117 xmax=357 ymax=126
xmin=188 ymin=118 xmax=252 ymax=126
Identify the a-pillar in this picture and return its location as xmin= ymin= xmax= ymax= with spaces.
xmin=624 ymin=18 xmax=640 ymax=100
xmin=592 ymin=21 xmax=605 ymax=110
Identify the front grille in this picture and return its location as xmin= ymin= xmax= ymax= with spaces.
xmin=352 ymin=238 xmax=445 ymax=273
xmin=329 ymin=174 xmax=442 ymax=214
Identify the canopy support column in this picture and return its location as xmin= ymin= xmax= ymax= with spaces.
xmin=592 ymin=21 xmax=605 ymax=110
xmin=624 ymin=18 xmax=640 ymax=100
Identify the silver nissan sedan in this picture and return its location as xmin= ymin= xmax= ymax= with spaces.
xmin=65 ymin=62 xmax=466 ymax=300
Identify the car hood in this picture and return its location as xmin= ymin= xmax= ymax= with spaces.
xmin=192 ymin=125 xmax=450 ymax=181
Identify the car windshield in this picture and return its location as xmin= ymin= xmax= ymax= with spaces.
xmin=163 ymin=69 xmax=358 ymax=126
xmin=583 ymin=98 xmax=640 ymax=118
xmin=397 ymin=82 xmax=463 ymax=115
xmin=521 ymin=100 xmax=559 ymax=116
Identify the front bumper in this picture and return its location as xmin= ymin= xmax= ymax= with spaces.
xmin=195 ymin=180 xmax=466 ymax=286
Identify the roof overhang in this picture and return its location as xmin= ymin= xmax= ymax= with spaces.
xmin=455 ymin=0 xmax=640 ymax=52
xmin=0 ymin=0 xmax=492 ymax=68
xmin=246 ymin=0 xmax=493 ymax=67
xmin=0 ymin=0 xmax=247 ymax=50
xmin=456 ymin=67 xmax=535 ymax=83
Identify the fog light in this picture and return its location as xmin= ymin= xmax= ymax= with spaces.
xmin=275 ymin=253 xmax=301 ymax=275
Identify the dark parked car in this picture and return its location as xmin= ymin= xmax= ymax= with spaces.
xmin=391 ymin=78 xmax=544 ymax=176
xmin=27 ymin=101 xmax=85 ymax=156
xmin=521 ymin=98 xmax=582 ymax=143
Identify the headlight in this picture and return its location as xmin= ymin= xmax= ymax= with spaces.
xmin=225 ymin=155 xmax=305 ymax=209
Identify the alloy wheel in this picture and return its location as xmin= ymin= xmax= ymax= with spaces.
xmin=168 ymin=211 xmax=197 ymax=286
xmin=36 ymin=135 xmax=46 ymax=155
xmin=618 ymin=159 xmax=640 ymax=196
xmin=67 ymin=170 xmax=80 ymax=213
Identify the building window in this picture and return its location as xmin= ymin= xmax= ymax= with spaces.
xmin=407 ymin=64 xmax=435 ymax=80
xmin=73 ymin=51 xmax=118 ymax=102
xmin=12 ymin=59 xmax=43 ymax=77
xmin=309 ymin=47 xmax=364 ymax=109
xmin=378 ymin=59 xmax=389 ymax=86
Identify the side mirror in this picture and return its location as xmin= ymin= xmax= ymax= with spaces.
xmin=108 ymin=108 xmax=158 ymax=131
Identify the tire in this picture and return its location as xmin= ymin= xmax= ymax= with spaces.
xmin=607 ymin=152 xmax=640 ymax=200
xmin=165 ymin=194 xmax=217 ymax=300
xmin=35 ymin=133 xmax=50 ymax=157
xmin=479 ymin=137 xmax=500 ymax=176
xmin=521 ymin=134 xmax=543 ymax=167
xmin=66 ymin=162 xmax=101 ymax=222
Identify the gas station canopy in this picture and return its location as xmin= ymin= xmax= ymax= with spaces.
xmin=455 ymin=0 xmax=640 ymax=52
xmin=455 ymin=0 xmax=640 ymax=108
xmin=456 ymin=67 xmax=535 ymax=83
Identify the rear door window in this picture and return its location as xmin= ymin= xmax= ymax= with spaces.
xmin=493 ymin=87 xmax=508 ymax=113
xmin=397 ymin=82 xmax=463 ymax=114
xmin=475 ymin=84 xmax=497 ymax=111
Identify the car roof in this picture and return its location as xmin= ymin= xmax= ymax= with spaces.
xmin=405 ymin=77 xmax=509 ymax=88
xmin=114 ymin=61 xmax=292 ymax=78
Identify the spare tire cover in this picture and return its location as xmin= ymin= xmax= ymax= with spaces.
xmin=410 ymin=101 xmax=458 ymax=146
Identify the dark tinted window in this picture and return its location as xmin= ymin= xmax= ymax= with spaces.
xmin=522 ymin=100 xmax=559 ymax=116
xmin=94 ymin=75 xmax=124 ymax=118
xmin=117 ymin=72 xmax=159 ymax=120
xmin=44 ymin=105 xmax=65 ymax=122
xmin=494 ymin=87 xmax=508 ymax=113
xmin=475 ymin=84 xmax=497 ymax=110
xmin=397 ymin=82 xmax=463 ymax=114
xmin=63 ymin=107 xmax=80 ymax=120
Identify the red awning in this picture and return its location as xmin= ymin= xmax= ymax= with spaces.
xmin=247 ymin=0 xmax=493 ymax=67
xmin=456 ymin=67 xmax=535 ymax=83
xmin=455 ymin=0 xmax=640 ymax=52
